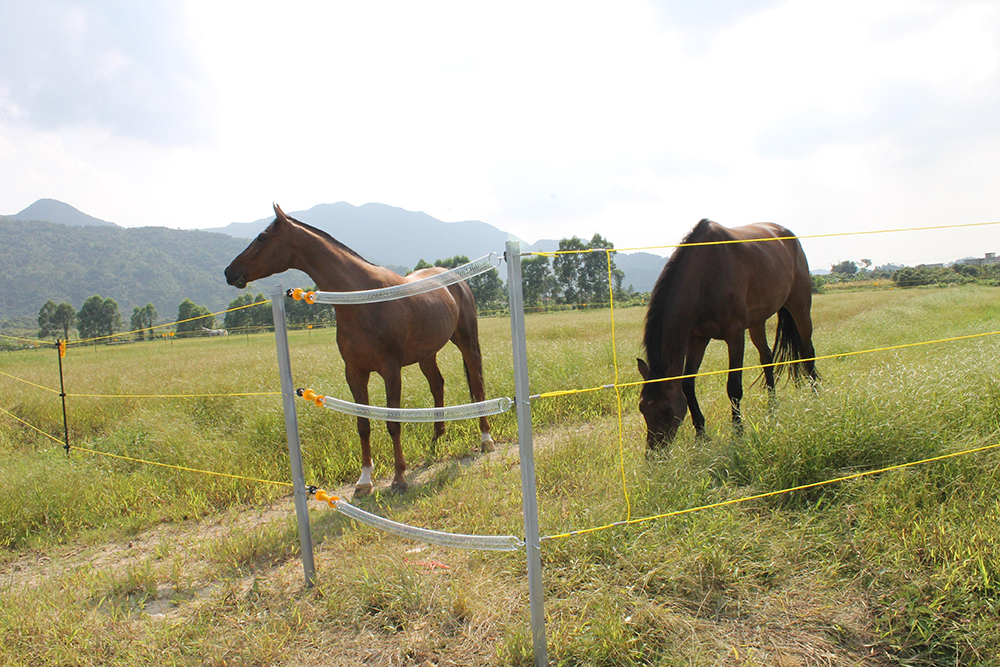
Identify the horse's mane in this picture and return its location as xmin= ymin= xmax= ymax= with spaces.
xmin=642 ymin=218 xmax=715 ymax=378
xmin=283 ymin=213 xmax=377 ymax=267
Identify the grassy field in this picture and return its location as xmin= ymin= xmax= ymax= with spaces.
xmin=1 ymin=284 xmax=999 ymax=666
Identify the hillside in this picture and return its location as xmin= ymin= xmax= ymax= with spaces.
xmin=10 ymin=198 xmax=120 ymax=228
xmin=1 ymin=199 xmax=668 ymax=326
xmin=0 ymin=217 xmax=306 ymax=321
xmin=205 ymin=202 xmax=533 ymax=268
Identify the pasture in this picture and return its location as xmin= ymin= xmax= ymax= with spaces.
xmin=1 ymin=284 xmax=999 ymax=666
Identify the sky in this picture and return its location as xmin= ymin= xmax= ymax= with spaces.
xmin=1 ymin=0 xmax=999 ymax=270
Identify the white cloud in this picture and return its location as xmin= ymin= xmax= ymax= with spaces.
xmin=1 ymin=0 xmax=998 ymax=268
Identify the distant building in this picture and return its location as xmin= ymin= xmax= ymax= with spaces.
xmin=954 ymin=252 xmax=998 ymax=266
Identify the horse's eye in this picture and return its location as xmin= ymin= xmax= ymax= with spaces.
xmin=256 ymin=233 xmax=266 ymax=242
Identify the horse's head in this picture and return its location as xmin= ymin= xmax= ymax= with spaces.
xmin=636 ymin=358 xmax=687 ymax=449
xmin=224 ymin=203 xmax=295 ymax=289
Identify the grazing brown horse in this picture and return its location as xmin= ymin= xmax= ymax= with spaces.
xmin=225 ymin=204 xmax=494 ymax=494
xmin=637 ymin=219 xmax=818 ymax=448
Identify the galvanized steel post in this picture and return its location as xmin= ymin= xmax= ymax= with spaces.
xmin=505 ymin=242 xmax=549 ymax=665
xmin=271 ymin=285 xmax=317 ymax=587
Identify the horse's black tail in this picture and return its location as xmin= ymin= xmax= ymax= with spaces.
xmin=771 ymin=307 xmax=819 ymax=385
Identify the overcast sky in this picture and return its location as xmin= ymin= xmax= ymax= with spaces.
xmin=1 ymin=0 xmax=998 ymax=269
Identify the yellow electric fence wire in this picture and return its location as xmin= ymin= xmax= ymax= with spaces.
xmin=605 ymin=248 xmax=632 ymax=521
xmin=0 ymin=404 xmax=293 ymax=487
xmin=0 ymin=369 xmax=61 ymax=394
xmin=65 ymin=390 xmax=281 ymax=399
xmin=70 ymin=299 xmax=273 ymax=346
xmin=527 ymin=219 xmax=1000 ymax=257
xmin=0 ymin=405 xmax=67 ymax=447
xmin=541 ymin=440 xmax=1000 ymax=541
xmin=68 ymin=443 xmax=293 ymax=487
xmin=534 ymin=329 xmax=1000 ymax=400
xmin=0 ymin=333 xmax=55 ymax=346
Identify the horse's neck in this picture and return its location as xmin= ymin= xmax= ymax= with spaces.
xmin=290 ymin=233 xmax=401 ymax=293
xmin=650 ymin=267 xmax=701 ymax=379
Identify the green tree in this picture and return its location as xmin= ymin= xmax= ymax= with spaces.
xmin=37 ymin=300 xmax=57 ymax=340
xmin=830 ymin=260 xmax=859 ymax=275
xmin=553 ymin=237 xmax=587 ymax=304
xmin=551 ymin=235 xmax=622 ymax=305
xmin=175 ymin=298 xmax=215 ymax=335
xmin=130 ymin=303 xmax=157 ymax=341
xmin=411 ymin=258 xmax=434 ymax=272
xmin=430 ymin=256 xmax=505 ymax=313
xmin=580 ymin=233 xmax=622 ymax=304
xmin=521 ymin=255 xmax=554 ymax=307
xmin=53 ymin=302 xmax=76 ymax=340
xmin=224 ymin=293 xmax=275 ymax=331
xmin=77 ymin=295 xmax=120 ymax=340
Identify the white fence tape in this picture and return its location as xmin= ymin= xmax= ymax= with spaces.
xmin=333 ymin=498 xmax=523 ymax=551
xmin=303 ymin=253 xmax=502 ymax=305
xmin=318 ymin=395 xmax=513 ymax=423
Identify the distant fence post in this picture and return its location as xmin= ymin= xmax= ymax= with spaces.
xmin=506 ymin=241 xmax=549 ymax=665
xmin=271 ymin=285 xmax=317 ymax=587
xmin=56 ymin=340 xmax=70 ymax=456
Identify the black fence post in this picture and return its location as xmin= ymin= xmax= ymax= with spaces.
xmin=56 ymin=340 xmax=70 ymax=456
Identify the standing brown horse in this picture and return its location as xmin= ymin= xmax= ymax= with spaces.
xmin=637 ymin=219 xmax=818 ymax=448
xmin=225 ymin=204 xmax=494 ymax=494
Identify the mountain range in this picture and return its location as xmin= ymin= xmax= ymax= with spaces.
xmin=1 ymin=199 xmax=666 ymax=323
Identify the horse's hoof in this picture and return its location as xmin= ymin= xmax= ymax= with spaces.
xmin=354 ymin=483 xmax=373 ymax=497
xmin=389 ymin=480 xmax=409 ymax=494
xmin=480 ymin=435 xmax=495 ymax=453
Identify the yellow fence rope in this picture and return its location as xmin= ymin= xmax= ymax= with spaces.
xmin=0 ymin=333 xmax=55 ymax=347
xmin=65 ymin=390 xmax=281 ymax=399
xmin=0 ymin=404 xmax=293 ymax=488
xmin=533 ymin=329 xmax=1000 ymax=400
xmin=0 ymin=369 xmax=62 ymax=395
xmin=541 ymin=440 xmax=1000 ymax=541
xmin=67 ymin=443 xmax=293 ymax=487
xmin=605 ymin=249 xmax=632 ymax=521
xmin=69 ymin=299 xmax=273 ymax=346
xmin=527 ymin=219 xmax=1000 ymax=257
xmin=0 ymin=405 xmax=67 ymax=447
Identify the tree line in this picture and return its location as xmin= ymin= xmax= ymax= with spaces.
xmin=36 ymin=292 xmax=334 ymax=342
xmin=813 ymin=258 xmax=1000 ymax=291
xmin=410 ymin=233 xmax=632 ymax=312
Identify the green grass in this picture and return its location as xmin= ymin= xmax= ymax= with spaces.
xmin=1 ymin=285 xmax=999 ymax=665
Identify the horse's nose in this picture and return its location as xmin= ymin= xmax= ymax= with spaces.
xmin=224 ymin=266 xmax=246 ymax=288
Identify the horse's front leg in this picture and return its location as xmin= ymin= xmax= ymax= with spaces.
xmin=345 ymin=366 xmax=374 ymax=496
xmin=683 ymin=336 xmax=711 ymax=437
xmin=381 ymin=364 xmax=408 ymax=493
xmin=726 ymin=334 xmax=746 ymax=433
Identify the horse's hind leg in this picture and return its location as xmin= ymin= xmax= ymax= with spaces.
xmin=749 ymin=324 xmax=775 ymax=391
xmin=750 ymin=323 xmax=777 ymax=415
xmin=380 ymin=364 xmax=408 ymax=493
xmin=419 ymin=356 xmax=446 ymax=441
xmin=452 ymin=319 xmax=494 ymax=453
xmin=345 ymin=366 xmax=375 ymax=497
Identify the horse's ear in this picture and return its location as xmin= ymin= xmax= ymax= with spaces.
xmin=637 ymin=358 xmax=649 ymax=380
xmin=273 ymin=202 xmax=287 ymax=222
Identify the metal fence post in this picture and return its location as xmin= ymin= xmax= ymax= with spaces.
xmin=271 ymin=285 xmax=317 ymax=587
xmin=506 ymin=241 xmax=549 ymax=665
